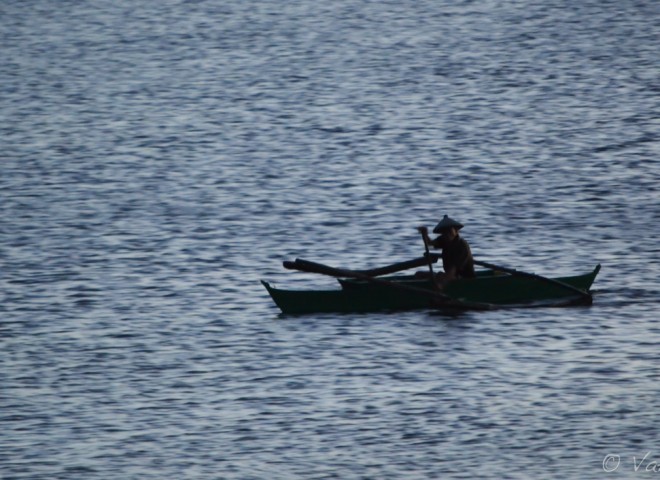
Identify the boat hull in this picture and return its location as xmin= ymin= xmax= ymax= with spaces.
xmin=262 ymin=265 xmax=600 ymax=314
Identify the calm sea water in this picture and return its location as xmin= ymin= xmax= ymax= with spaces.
xmin=2 ymin=1 xmax=659 ymax=478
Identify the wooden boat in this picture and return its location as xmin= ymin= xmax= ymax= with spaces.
xmin=262 ymin=263 xmax=601 ymax=314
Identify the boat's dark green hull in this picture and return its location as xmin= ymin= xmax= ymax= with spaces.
xmin=262 ymin=265 xmax=601 ymax=314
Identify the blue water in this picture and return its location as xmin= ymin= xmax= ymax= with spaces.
xmin=2 ymin=1 xmax=659 ymax=478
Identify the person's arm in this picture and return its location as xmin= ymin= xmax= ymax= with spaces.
xmin=417 ymin=226 xmax=443 ymax=249
xmin=417 ymin=226 xmax=431 ymax=244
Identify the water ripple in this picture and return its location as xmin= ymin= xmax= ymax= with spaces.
xmin=2 ymin=0 xmax=659 ymax=478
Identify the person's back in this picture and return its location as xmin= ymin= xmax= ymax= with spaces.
xmin=441 ymin=232 xmax=475 ymax=279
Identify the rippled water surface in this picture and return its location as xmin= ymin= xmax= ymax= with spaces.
xmin=2 ymin=1 xmax=659 ymax=478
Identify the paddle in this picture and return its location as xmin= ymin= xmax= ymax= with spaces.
xmin=472 ymin=259 xmax=593 ymax=304
xmin=419 ymin=228 xmax=443 ymax=291
xmin=284 ymin=258 xmax=492 ymax=310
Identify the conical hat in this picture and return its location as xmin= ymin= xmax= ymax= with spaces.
xmin=433 ymin=215 xmax=464 ymax=233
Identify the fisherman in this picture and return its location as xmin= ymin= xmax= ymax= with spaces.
xmin=417 ymin=215 xmax=476 ymax=283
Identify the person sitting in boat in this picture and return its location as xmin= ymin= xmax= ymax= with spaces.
xmin=417 ymin=215 xmax=476 ymax=283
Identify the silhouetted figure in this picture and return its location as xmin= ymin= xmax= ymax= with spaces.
xmin=417 ymin=215 xmax=475 ymax=284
